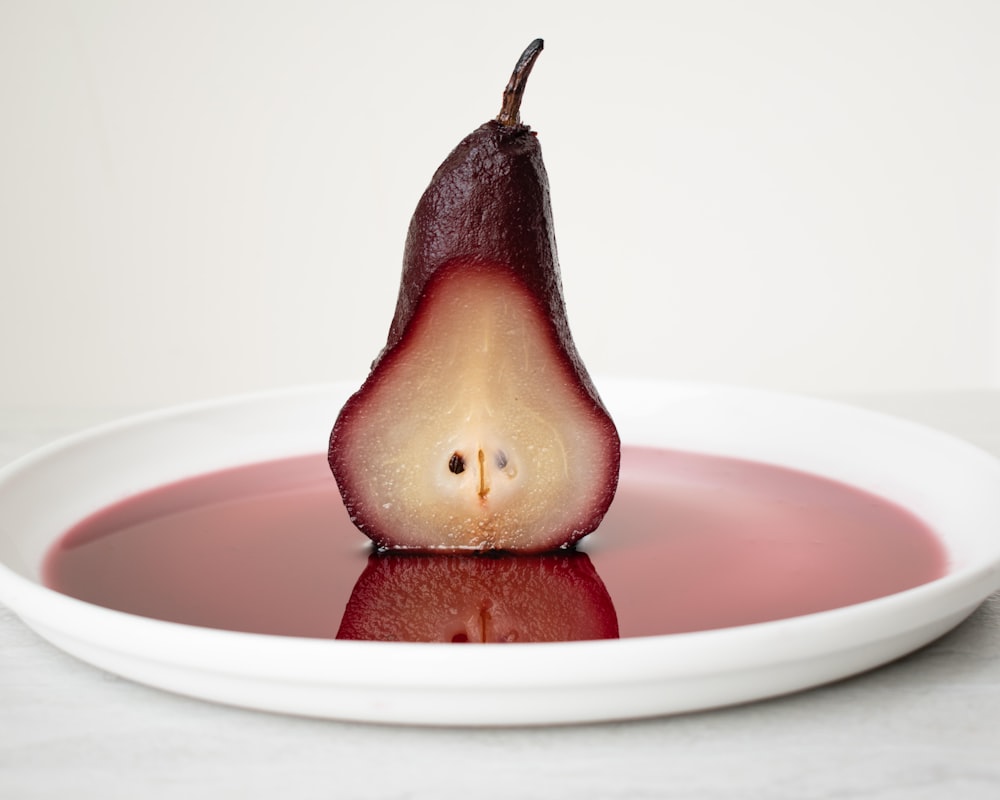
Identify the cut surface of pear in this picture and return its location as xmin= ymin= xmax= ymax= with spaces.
xmin=331 ymin=262 xmax=618 ymax=552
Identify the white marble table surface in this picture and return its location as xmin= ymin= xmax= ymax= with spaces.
xmin=2 ymin=391 xmax=999 ymax=799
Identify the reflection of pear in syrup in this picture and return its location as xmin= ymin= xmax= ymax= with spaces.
xmin=336 ymin=551 xmax=619 ymax=643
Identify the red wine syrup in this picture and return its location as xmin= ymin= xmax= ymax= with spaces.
xmin=43 ymin=446 xmax=947 ymax=640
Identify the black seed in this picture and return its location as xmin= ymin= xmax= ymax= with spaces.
xmin=496 ymin=450 xmax=508 ymax=469
xmin=449 ymin=452 xmax=466 ymax=474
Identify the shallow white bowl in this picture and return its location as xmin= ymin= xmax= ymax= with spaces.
xmin=1 ymin=379 xmax=999 ymax=726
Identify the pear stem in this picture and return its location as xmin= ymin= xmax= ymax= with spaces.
xmin=497 ymin=39 xmax=544 ymax=129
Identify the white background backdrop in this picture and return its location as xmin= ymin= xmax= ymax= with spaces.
xmin=2 ymin=0 xmax=999 ymax=411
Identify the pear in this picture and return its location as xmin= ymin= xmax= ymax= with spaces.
xmin=336 ymin=551 xmax=619 ymax=643
xmin=329 ymin=40 xmax=620 ymax=552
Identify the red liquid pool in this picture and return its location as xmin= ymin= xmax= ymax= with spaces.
xmin=43 ymin=447 xmax=948 ymax=640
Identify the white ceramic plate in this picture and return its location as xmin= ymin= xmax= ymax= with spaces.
xmin=1 ymin=379 xmax=999 ymax=726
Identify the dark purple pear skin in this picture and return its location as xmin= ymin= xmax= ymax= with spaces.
xmin=388 ymin=119 xmax=569 ymax=361
xmin=329 ymin=41 xmax=620 ymax=553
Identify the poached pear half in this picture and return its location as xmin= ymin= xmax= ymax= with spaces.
xmin=329 ymin=40 xmax=620 ymax=552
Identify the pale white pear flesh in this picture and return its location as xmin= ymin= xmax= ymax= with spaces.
xmin=330 ymin=265 xmax=618 ymax=552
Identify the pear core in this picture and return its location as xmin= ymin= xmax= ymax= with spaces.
xmin=331 ymin=263 xmax=617 ymax=552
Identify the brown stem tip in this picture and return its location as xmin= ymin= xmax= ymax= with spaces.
xmin=497 ymin=39 xmax=544 ymax=129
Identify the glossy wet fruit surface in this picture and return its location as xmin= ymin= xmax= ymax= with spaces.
xmin=336 ymin=550 xmax=618 ymax=643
